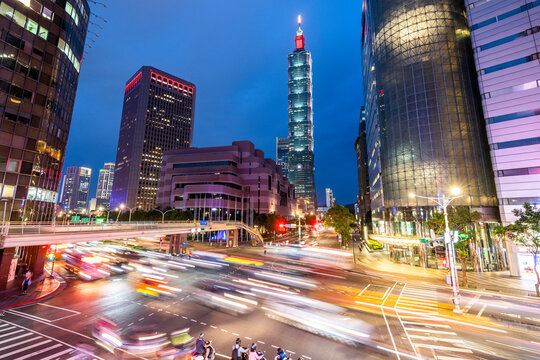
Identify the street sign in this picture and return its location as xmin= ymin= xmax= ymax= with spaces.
xmin=289 ymin=224 xmax=297 ymax=228
xmin=200 ymin=220 xmax=208 ymax=225
xmin=419 ymin=238 xmax=427 ymax=244
xmin=95 ymin=218 xmax=104 ymax=224
xmin=458 ymin=234 xmax=469 ymax=239
xmin=81 ymin=217 xmax=89 ymax=224
xmin=182 ymin=241 xmax=186 ymax=246
xmin=71 ymin=216 xmax=80 ymax=223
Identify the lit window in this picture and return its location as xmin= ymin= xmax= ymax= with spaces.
xmin=65 ymin=2 xmax=79 ymax=26
xmin=38 ymin=27 xmax=48 ymax=40
xmin=13 ymin=10 xmax=26 ymax=27
xmin=42 ymin=7 xmax=52 ymax=20
xmin=6 ymin=160 xmax=20 ymax=172
xmin=1 ymin=184 xmax=14 ymax=198
xmin=25 ymin=18 xmax=38 ymax=34
xmin=0 ymin=3 xmax=14 ymax=19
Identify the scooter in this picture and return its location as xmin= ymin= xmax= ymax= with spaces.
xmin=192 ymin=341 xmax=215 ymax=360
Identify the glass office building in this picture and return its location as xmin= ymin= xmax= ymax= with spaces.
xmin=287 ymin=17 xmax=316 ymax=212
xmin=466 ymin=0 xmax=540 ymax=224
xmin=368 ymin=0 xmax=498 ymax=218
xmin=59 ymin=166 xmax=91 ymax=213
xmin=0 ymin=0 xmax=89 ymax=221
xmin=276 ymin=136 xmax=289 ymax=179
xmin=110 ymin=66 xmax=195 ymax=211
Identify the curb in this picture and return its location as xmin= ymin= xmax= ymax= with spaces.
xmin=0 ymin=275 xmax=63 ymax=311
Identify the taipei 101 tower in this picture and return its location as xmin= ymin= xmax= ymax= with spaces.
xmin=287 ymin=15 xmax=316 ymax=212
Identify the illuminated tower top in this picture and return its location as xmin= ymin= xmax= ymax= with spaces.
xmin=295 ymin=15 xmax=305 ymax=51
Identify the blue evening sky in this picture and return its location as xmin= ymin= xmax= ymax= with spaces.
xmin=65 ymin=0 xmax=363 ymax=206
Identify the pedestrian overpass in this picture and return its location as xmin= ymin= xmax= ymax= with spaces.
xmin=0 ymin=221 xmax=263 ymax=248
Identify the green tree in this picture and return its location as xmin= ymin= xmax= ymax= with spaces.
xmin=510 ymin=202 xmax=540 ymax=297
xmin=449 ymin=207 xmax=482 ymax=272
xmin=324 ymin=205 xmax=356 ymax=246
xmin=425 ymin=212 xmax=445 ymax=235
xmin=455 ymin=240 xmax=470 ymax=287
xmin=492 ymin=225 xmax=509 ymax=270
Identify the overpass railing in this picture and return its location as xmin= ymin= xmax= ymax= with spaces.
xmin=1 ymin=221 xmax=253 ymax=236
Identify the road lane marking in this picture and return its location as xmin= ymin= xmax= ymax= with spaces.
xmin=210 ymin=325 xmax=217 ymax=329
xmin=138 ymin=317 xmax=145 ymax=321
xmin=394 ymin=285 xmax=418 ymax=358
xmin=191 ymin=319 xmax=197 ymax=322
xmin=401 ymin=321 xmax=450 ymax=328
xmin=17 ymin=343 xmax=63 ymax=360
xmin=200 ymin=322 xmax=207 ymax=325
xmin=381 ymin=282 xmax=400 ymax=359
xmin=0 ymin=331 xmax=33 ymax=344
xmin=1 ymin=336 xmax=42 ymax=350
xmin=174 ymin=314 xmax=179 ymax=316
xmin=37 ymin=303 xmax=81 ymax=314
xmin=148 ymin=313 xmax=154 ymax=316
xmin=358 ymin=283 xmax=371 ymax=296
xmin=257 ymin=341 xmax=265 ymax=344
xmin=0 ymin=329 xmax=24 ymax=338
xmin=40 ymin=348 xmax=74 ymax=360
xmin=476 ymin=304 xmax=488 ymax=318
xmin=376 ymin=345 xmax=421 ymax=359
xmin=244 ymin=336 xmax=252 ymax=340
xmin=0 ymin=325 xmax=15 ymax=332
xmin=221 ymin=329 xmax=228 ymax=333
xmin=463 ymin=294 xmax=481 ymax=313
xmin=182 ymin=316 xmax=188 ymax=319
xmin=128 ymin=322 xmax=134 ymax=326
xmin=7 ymin=309 xmax=52 ymax=322
xmin=408 ymin=335 xmax=464 ymax=343
xmin=414 ymin=344 xmax=472 ymax=353
xmin=0 ymin=339 xmax=52 ymax=359
xmin=232 ymin=332 xmax=239 ymax=336
xmin=406 ymin=328 xmax=456 ymax=335
xmin=485 ymin=340 xmax=540 ymax=354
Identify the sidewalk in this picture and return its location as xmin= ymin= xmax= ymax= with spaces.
xmin=355 ymin=249 xmax=539 ymax=298
xmin=0 ymin=273 xmax=62 ymax=310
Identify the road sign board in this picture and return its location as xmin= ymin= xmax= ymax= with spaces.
xmin=419 ymin=238 xmax=427 ymax=244
xmin=71 ymin=216 xmax=80 ymax=223
xmin=200 ymin=220 xmax=208 ymax=225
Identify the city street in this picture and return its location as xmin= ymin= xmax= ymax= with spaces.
xmin=0 ymin=232 xmax=539 ymax=360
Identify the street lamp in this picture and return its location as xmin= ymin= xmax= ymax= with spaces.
xmin=296 ymin=212 xmax=303 ymax=241
xmin=409 ymin=188 xmax=466 ymax=313
xmin=154 ymin=208 xmax=174 ymax=224
xmin=125 ymin=205 xmax=138 ymax=223
xmin=99 ymin=207 xmax=111 ymax=224
xmin=115 ymin=204 xmax=124 ymax=222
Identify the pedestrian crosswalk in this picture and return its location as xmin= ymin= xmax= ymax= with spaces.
xmin=395 ymin=284 xmax=473 ymax=359
xmin=0 ymin=320 xmax=92 ymax=360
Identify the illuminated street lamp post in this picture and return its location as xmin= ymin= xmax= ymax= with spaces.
xmin=99 ymin=207 xmax=111 ymax=224
xmin=115 ymin=205 xmax=124 ymax=222
xmin=154 ymin=208 xmax=174 ymax=224
xmin=125 ymin=205 xmax=138 ymax=223
xmin=410 ymin=187 xmax=465 ymax=313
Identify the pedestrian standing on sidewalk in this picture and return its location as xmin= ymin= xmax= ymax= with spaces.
xmin=21 ymin=270 xmax=32 ymax=294
xmin=21 ymin=263 xmax=28 ymax=276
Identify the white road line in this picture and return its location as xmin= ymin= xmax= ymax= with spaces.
xmin=52 ymin=313 xmax=80 ymax=322
xmin=257 ymin=341 xmax=265 ymax=344
xmin=200 ymin=322 xmax=207 ymax=325
xmin=376 ymin=345 xmax=421 ymax=359
xmin=414 ymin=344 xmax=473 ymax=353
xmin=244 ymin=336 xmax=252 ymax=340
xmin=8 ymin=309 xmax=52 ymax=323
xmin=406 ymin=328 xmax=456 ymax=335
xmin=0 ymin=339 xmax=52 ymax=359
xmin=394 ymin=285 xmax=418 ymax=358
xmin=221 ymin=329 xmax=228 ymax=333
xmin=0 ymin=331 xmax=33 ymax=344
xmin=271 ymin=345 xmax=279 ymax=348
xmin=408 ymin=335 xmax=464 ymax=343
xmin=128 ymin=322 xmax=134 ymax=327
xmin=401 ymin=321 xmax=450 ymax=328
xmin=40 ymin=348 xmax=74 ymax=360
xmin=397 ymin=303 xmax=438 ymax=310
xmin=0 ymin=325 xmax=15 ymax=333
xmin=476 ymin=304 xmax=488 ymax=318
xmin=0 ymin=329 xmax=24 ymax=338
xmin=37 ymin=303 xmax=81 ymax=314
xmin=0 ymin=323 xmax=10 ymax=328
xmin=1 ymin=336 xmax=42 ymax=350
xmin=485 ymin=340 xmax=540 ymax=354
xmin=232 ymin=332 xmax=239 ymax=336
xmin=210 ymin=325 xmax=217 ymax=329
xmin=138 ymin=317 xmax=145 ymax=321
xmin=17 ymin=343 xmax=63 ymax=360
xmin=148 ymin=313 xmax=154 ymax=317
xmin=398 ymin=299 xmax=439 ymax=306
xmin=358 ymin=283 xmax=371 ymax=296
xmin=215 ymin=353 xmax=229 ymax=358
xmin=381 ymin=282 xmax=400 ymax=360
xmin=302 ymin=356 xmax=312 ymax=359
xmin=463 ymin=294 xmax=481 ymax=313
xmin=182 ymin=316 xmax=188 ymax=319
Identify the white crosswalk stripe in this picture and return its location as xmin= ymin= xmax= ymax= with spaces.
xmin=0 ymin=320 xmax=80 ymax=360
xmin=396 ymin=284 xmax=471 ymax=359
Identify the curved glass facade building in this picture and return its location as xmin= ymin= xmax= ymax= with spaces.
xmin=369 ymin=0 xmax=498 ymax=214
xmin=287 ymin=17 xmax=316 ymax=211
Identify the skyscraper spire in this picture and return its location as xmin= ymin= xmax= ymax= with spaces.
xmin=295 ymin=15 xmax=305 ymax=50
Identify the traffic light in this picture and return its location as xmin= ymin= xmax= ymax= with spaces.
xmin=47 ymin=253 xmax=55 ymax=261
xmin=276 ymin=220 xmax=286 ymax=233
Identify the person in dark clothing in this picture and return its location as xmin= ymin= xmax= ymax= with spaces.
xmin=195 ymin=333 xmax=209 ymax=359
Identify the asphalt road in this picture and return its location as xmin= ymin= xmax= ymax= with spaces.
xmin=1 ymin=232 xmax=539 ymax=360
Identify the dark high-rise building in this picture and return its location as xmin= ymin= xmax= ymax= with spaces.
xmin=355 ymin=106 xmax=370 ymax=226
xmin=287 ymin=16 xmax=316 ymax=212
xmin=364 ymin=0 xmax=498 ymax=222
xmin=0 ymin=0 xmax=90 ymax=221
xmin=276 ymin=136 xmax=289 ymax=179
xmin=110 ymin=66 xmax=195 ymax=211
xmin=59 ymin=166 xmax=91 ymax=213
xmin=96 ymin=162 xmax=114 ymax=209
